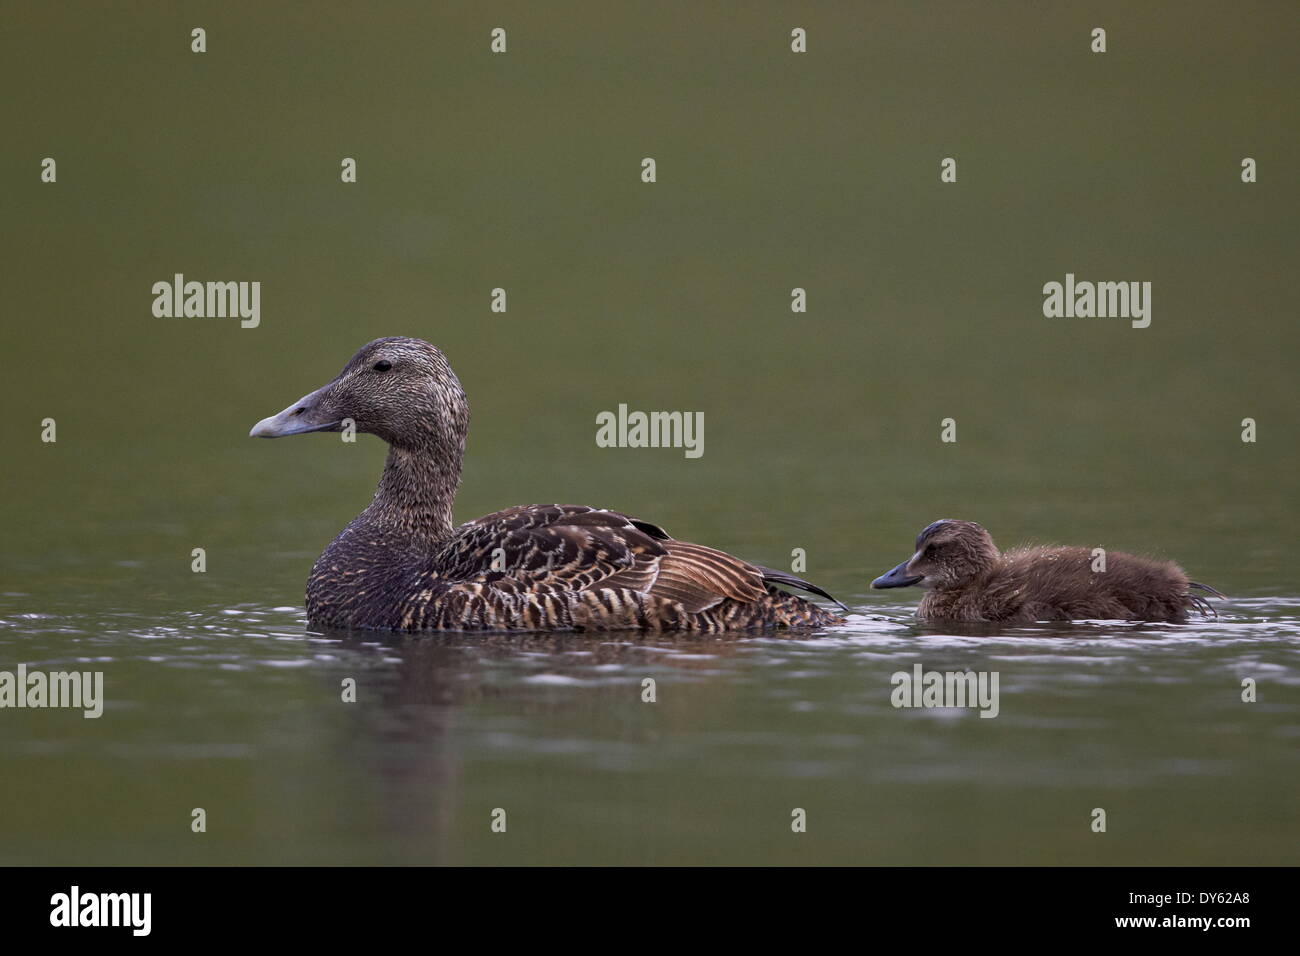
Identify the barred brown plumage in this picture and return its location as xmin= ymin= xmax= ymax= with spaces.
xmin=250 ymin=337 xmax=846 ymax=632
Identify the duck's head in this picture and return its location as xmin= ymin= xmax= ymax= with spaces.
xmin=249 ymin=336 xmax=468 ymax=450
xmin=872 ymin=519 xmax=998 ymax=591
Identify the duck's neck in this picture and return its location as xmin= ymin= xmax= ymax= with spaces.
xmin=364 ymin=442 xmax=462 ymax=543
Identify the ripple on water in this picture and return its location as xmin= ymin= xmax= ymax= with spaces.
xmin=1 ymin=599 xmax=1297 ymax=718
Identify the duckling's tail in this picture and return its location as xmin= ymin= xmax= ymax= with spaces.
xmin=1187 ymin=581 xmax=1224 ymax=618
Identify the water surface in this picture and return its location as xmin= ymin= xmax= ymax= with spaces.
xmin=2 ymin=586 xmax=1296 ymax=865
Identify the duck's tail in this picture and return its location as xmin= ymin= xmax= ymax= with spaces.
xmin=1187 ymin=580 xmax=1224 ymax=618
xmin=756 ymin=566 xmax=850 ymax=612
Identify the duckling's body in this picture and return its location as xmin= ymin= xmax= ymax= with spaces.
xmin=252 ymin=338 xmax=844 ymax=633
xmin=872 ymin=520 xmax=1219 ymax=624
xmin=912 ymin=544 xmax=1207 ymax=624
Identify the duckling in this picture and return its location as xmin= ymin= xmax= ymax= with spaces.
xmin=250 ymin=336 xmax=846 ymax=632
xmin=871 ymin=519 xmax=1221 ymax=624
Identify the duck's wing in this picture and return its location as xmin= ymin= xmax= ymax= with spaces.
xmin=441 ymin=504 xmax=827 ymax=615
xmin=606 ymin=539 xmax=768 ymax=613
xmin=439 ymin=504 xmax=672 ymax=592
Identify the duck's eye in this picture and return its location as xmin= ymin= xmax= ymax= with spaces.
xmin=373 ymin=360 xmax=392 ymax=372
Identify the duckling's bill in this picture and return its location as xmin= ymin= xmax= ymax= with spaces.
xmin=872 ymin=557 xmax=923 ymax=589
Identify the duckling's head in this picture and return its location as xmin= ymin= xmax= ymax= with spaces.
xmin=249 ymin=336 xmax=468 ymax=450
xmin=872 ymin=519 xmax=999 ymax=591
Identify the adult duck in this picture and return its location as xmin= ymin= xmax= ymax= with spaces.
xmin=872 ymin=519 xmax=1221 ymax=624
xmin=250 ymin=337 xmax=845 ymax=632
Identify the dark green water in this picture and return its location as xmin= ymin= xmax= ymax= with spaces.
xmin=1 ymin=2 xmax=1297 ymax=864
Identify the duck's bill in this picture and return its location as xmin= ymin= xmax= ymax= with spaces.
xmin=249 ymin=386 xmax=342 ymax=438
xmin=871 ymin=561 xmax=923 ymax=589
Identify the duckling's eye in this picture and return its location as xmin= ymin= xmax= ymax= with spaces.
xmin=373 ymin=360 xmax=392 ymax=372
